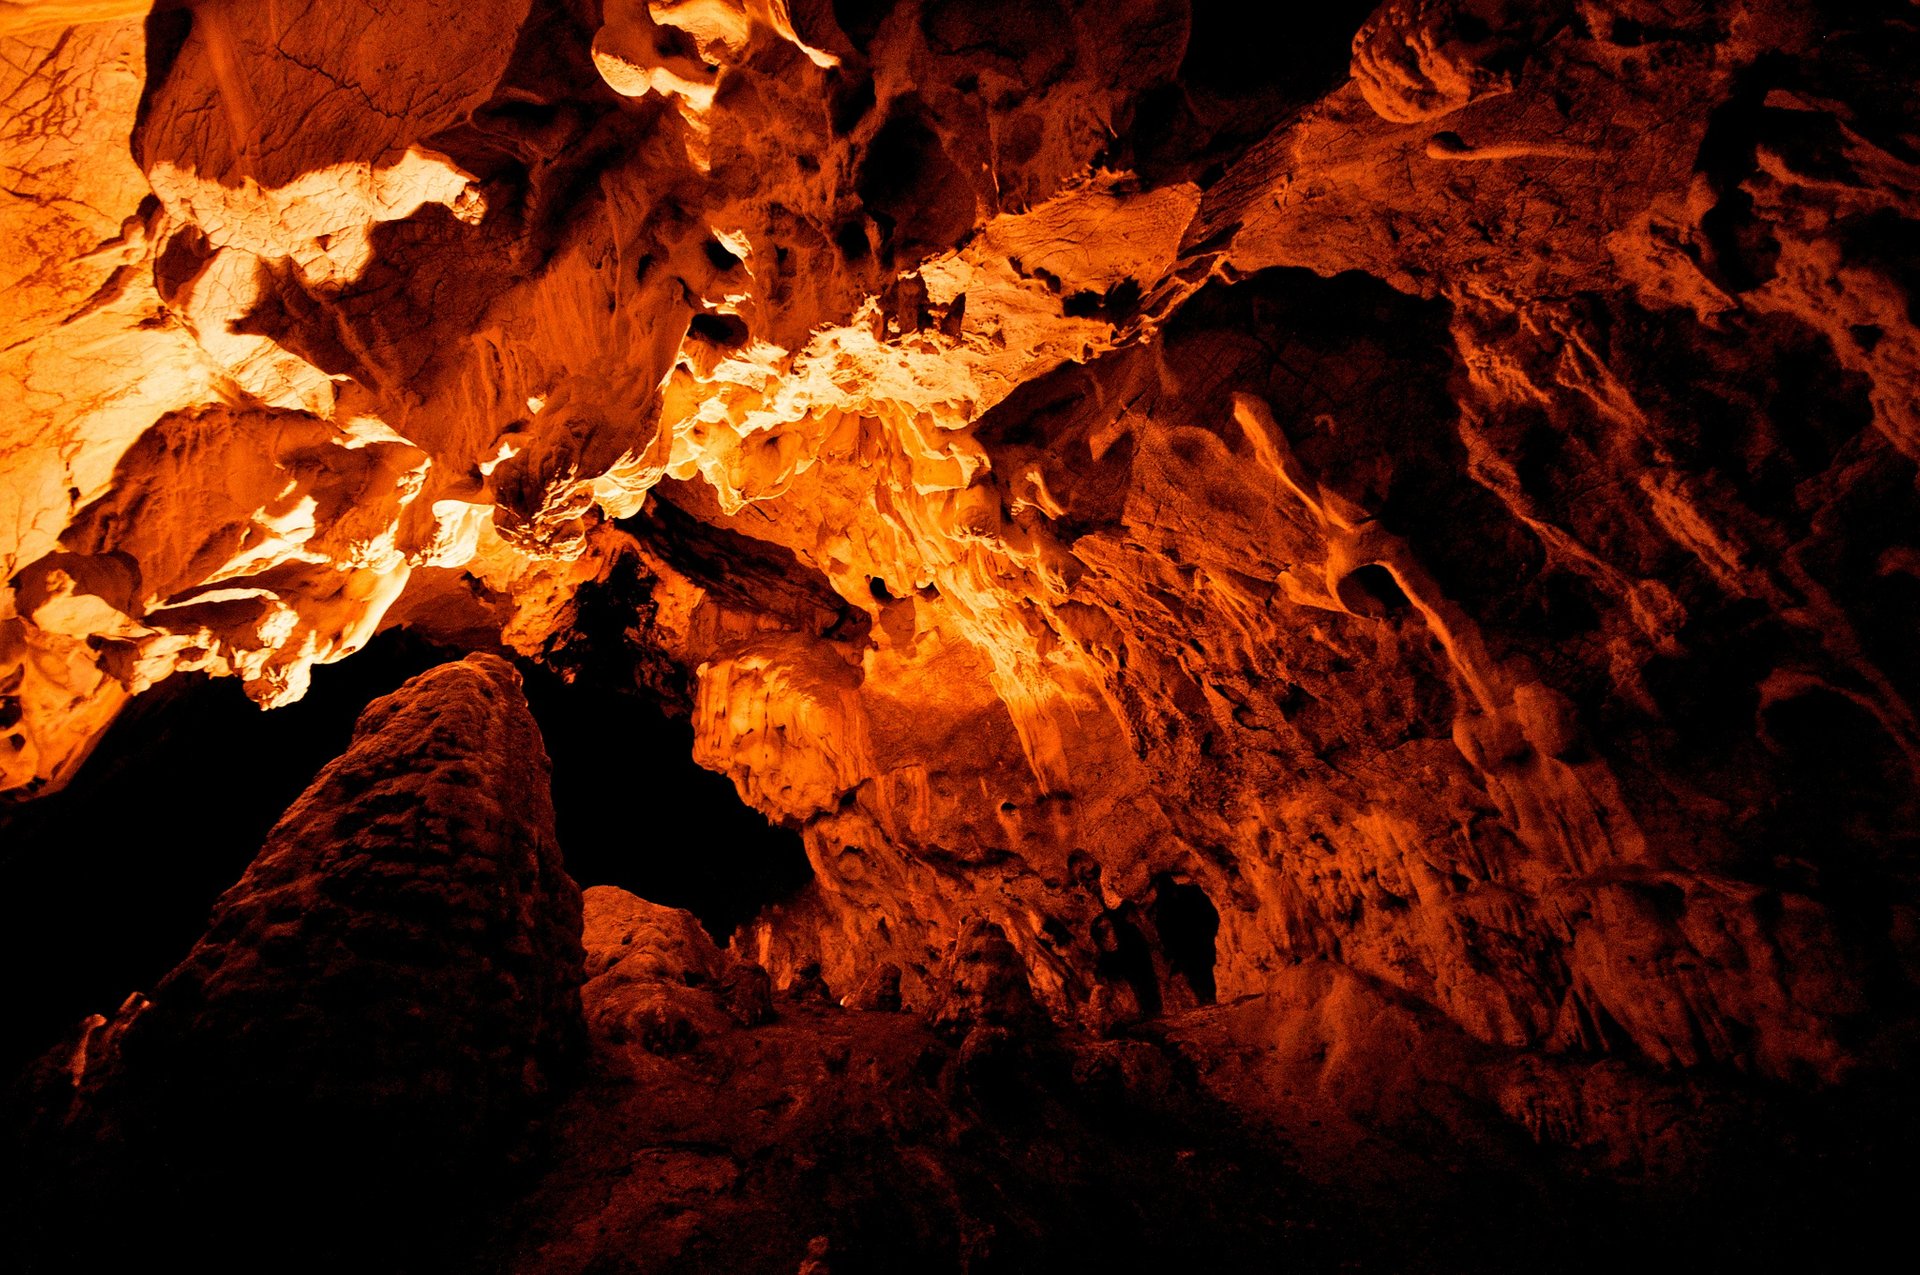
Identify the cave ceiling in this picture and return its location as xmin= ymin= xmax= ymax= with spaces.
xmin=3 ymin=0 xmax=1919 ymax=1269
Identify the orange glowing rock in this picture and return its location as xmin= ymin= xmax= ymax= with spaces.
xmin=3 ymin=8 xmax=1919 ymax=1248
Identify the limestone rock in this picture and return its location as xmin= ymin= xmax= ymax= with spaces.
xmin=2 ymin=1 xmax=1918 ymax=1261
xmin=496 ymin=903 xmax=1330 ymax=1275
xmin=10 ymin=654 xmax=584 ymax=1267
xmin=1350 ymin=0 xmax=1544 ymax=124
xmin=925 ymin=919 xmax=1045 ymax=1042
xmin=843 ymin=960 xmax=903 ymax=1011
xmin=583 ymin=883 xmax=773 ymax=1052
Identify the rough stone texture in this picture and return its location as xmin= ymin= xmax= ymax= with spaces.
xmin=490 ymin=885 xmax=1337 ymax=1275
xmin=8 ymin=654 xmax=584 ymax=1267
xmin=496 ymin=886 xmax=1839 ymax=1273
xmin=3 ymin=0 xmax=1919 ymax=1252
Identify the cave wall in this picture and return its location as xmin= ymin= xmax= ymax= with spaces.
xmin=3 ymin=0 xmax=1918 ymax=1179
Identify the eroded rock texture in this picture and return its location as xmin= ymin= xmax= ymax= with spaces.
xmin=4 ymin=0 xmax=1920 ymax=1264
xmin=9 ymin=654 xmax=584 ymax=1267
xmin=493 ymin=887 xmax=1324 ymax=1273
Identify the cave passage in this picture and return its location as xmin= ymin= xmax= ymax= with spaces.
xmin=1089 ymin=877 xmax=1221 ymax=1016
xmin=517 ymin=658 xmax=814 ymax=941
xmin=0 ymin=629 xmax=809 ymax=1073
xmin=1150 ymin=876 xmax=1220 ymax=1006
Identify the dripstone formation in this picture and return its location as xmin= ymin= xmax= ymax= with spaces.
xmin=3 ymin=1 xmax=1917 ymax=1270
xmin=10 ymin=655 xmax=584 ymax=1266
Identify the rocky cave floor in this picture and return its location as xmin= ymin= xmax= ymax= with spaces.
xmin=6 ymin=0 xmax=1920 ymax=1269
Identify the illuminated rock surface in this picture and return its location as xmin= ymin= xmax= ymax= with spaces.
xmin=3 ymin=0 xmax=1918 ymax=1269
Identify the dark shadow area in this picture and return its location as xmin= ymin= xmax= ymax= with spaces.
xmin=0 ymin=628 xmax=810 ymax=1077
xmin=1179 ymin=0 xmax=1375 ymax=102
xmin=519 ymin=661 xmax=813 ymax=944
xmin=1091 ymin=907 xmax=1161 ymax=1017
xmin=1335 ymin=562 xmax=1415 ymax=619
xmin=687 ymin=311 xmax=749 ymax=348
xmin=1148 ymin=877 xmax=1219 ymax=1006
xmin=830 ymin=0 xmax=898 ymax=54
xmin=1118 ymin=0 xmax=1378 ymax=185
xmin=854 ymin=93 xmax=975 ymax=261
xmin=0 ymin=630 xmax=449 ymax=1075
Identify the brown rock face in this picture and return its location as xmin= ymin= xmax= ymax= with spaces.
xmin=11 ymin=654 xmax=583 ymax=1267
xmin=498 ymin=886 xmax=1329 ymax=1274
xmin=5 ymin=0 xmax=1920 ymax=1267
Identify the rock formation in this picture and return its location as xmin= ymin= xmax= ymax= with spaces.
xmin=495 ymin=885 xmax=1320 ymax=1273
xmin=4 ymin=0 xmax=1918 ymax=1268
xmin=9 ymin=654 xmax=584 ymax=1268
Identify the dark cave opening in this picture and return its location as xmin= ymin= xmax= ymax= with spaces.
xmin=0 ymin=628 xmax=810 ymax=1075
xmin=829 ymin=0 xmax=896 ymax=54
xmin=1090 ymin=878 xmax=1222 ymax=1018
xmin=1180 ymin=0 xmax=1376 ymax=101
xmin=854 ymin=93 xmax=974 ymax=259
xmin=1149 ymin=876 xmax=1220 ymax=1007
xmin=0 ymin=631 xmax=444 ymax=1074
xmin=687 ymin=310 xmax=750 ymax=349
xmin=516 ymin=658 xmax=814 ymax=943
xmin=1336 ymin=562 xmax=1414 ymax=619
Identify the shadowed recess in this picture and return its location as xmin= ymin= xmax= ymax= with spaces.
xmin=0 ymin=629 xmax=810 ymax=1074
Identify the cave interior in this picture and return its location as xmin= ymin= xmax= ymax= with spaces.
xmin=4 ymin=0 xmax=1920 ymax=1271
